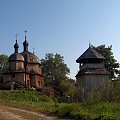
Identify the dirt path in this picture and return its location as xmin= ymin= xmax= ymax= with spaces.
xmin=0 ymin=106 xmax=26 ymax=120
xmin=0 ymin=105 xmax=65 ymax=120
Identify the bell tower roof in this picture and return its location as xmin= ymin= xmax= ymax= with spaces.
xmin=76 ymin=47 xmax=105 ymax=63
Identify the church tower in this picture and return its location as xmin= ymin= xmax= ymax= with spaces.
xmin=76 ymin=46 xmax=110 ymax=101
xmin=9 ymin=40 xmax=25 ymax=71
xmin=1 ymin=31 xmax=44 ymax=90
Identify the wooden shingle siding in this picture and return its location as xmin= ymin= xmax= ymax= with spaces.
xmin=76 ymin=46 xmax=110 ymax=101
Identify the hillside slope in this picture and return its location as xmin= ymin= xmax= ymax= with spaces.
xmin=0 ymin=90 xmax=120 ymax=120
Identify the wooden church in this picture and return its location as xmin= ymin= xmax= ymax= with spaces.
xmin=1 ymin=34 xmax=44 ymax=90
xmin=76 ymin=45 xmax=110 ymax=101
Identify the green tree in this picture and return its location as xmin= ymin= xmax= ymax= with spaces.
xmin=0 ymin=54 xmax=9 ymax=84
xmin=0 ymin=54 xmax=9 ymax=72
xmin=92 ymin=45 xmax=119 ymax=78
xmin=42 ymin=53 xmax=70 ymax=96
xmin=62 ymin=78 xmax=77 ymax=97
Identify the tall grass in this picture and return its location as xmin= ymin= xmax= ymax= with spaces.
xmin=0 ymin=90 xmax=120 ymax=120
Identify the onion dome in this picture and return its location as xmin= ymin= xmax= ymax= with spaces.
xmin=9 ymin=40 xmax=24 ymax=62
xmin=23 ymin=37 xmax=29 ymax=46
xmin=9 ymin=53 xmax=24 ymax=62
xmin=21 ymin=51 xmax=41 ymax=64
xmin=21 ymin=35 xmax=41 ymax=64
xmin=14 ymin=40 xmax=19 ymax=53
xmin=23 ymin=36 xmax=29 ymax=52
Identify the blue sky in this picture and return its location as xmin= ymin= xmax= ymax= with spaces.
xmin=0 ymin=0 xmax=120 ymax=79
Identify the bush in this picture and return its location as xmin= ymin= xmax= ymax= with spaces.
xmin=0 ymin=90 xmax=120 ymax=119
xmin=109 ymin=80 xmax=120 ymax=101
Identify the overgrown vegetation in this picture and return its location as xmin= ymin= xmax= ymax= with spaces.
xmin=42 ymin=53 xmax=77 ymax=97
xmin=0 ymin=90 xmax=120 ymax=120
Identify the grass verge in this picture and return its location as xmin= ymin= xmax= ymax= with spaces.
xmin=0 ymin=90 xmax=120 ymax=120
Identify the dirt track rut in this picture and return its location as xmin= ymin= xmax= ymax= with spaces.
xmin=0 ymin=105 xmax=60 ymax=120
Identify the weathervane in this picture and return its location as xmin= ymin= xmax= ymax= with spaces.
xmin=24 ymin=30 xmax=28 ymax=36
xmin=89 ymin=40 xmax=91 ymax=47
xmin=33 ymin=47 xmax=35 ymax=54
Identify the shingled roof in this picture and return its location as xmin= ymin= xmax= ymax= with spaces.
xmin=76 ymin=47 xmax=105 ymax=63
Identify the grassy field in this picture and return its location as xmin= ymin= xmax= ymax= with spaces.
xmin=0 ymin=90 xmax=120 ymax=120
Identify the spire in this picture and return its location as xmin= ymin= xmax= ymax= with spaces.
xmin=23 ymin=30 xmax=29 ymax=52
xmin=33 ymin=47 xmax=35 ymax=54
xmin=89 ymin=40 xmax=91 ymax=48
xmin=14 ymin=40 xmax=19 ymax=53
xmin=24 ymin=30 xmax=27 ymax=41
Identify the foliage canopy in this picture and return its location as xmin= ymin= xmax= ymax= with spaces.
xmin=42 ymin=53 xmax=76 ymax=97
xmin=92 ymin=44 xmax=120 ymax=78
xmin=0 ymin=54 xmax=9 ymax=73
